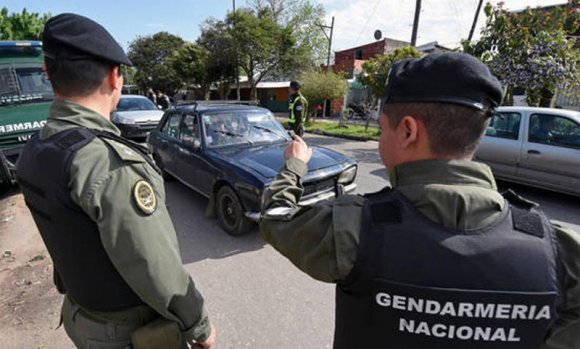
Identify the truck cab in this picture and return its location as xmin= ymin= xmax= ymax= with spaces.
xmin=0 ymin=41 xmax=53 ymax=188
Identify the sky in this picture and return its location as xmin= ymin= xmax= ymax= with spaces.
xmin=3 ymin=0 xmax=569 ymax=51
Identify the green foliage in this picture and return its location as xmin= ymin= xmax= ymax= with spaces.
xmin=463 ymin=1 xmax=580 ymax=107
xmin=359 ymin=46 xmax=422 ymax=99
xmin=127 ymin=32 xmax=185 ymax=94
xmin=229 ymin=8 xmax=295 ymax=99
xmin=0 ymin=7 xmax=51 ymax=40
xmin=307 ymin=121 xmax=380 ymax=140
xmin=299 ymin=70 xmax=348 ymax=109
xmin=171 ymin=43 xmax=211 ymax=99
xmin=197 ymin=18 xmax=238 ymax=99
xmin=250 ymin=0 xmax=328 ymax=69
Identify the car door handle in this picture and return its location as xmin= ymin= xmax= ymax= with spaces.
xmin=527 ymin=150 xmax=541 ymax=155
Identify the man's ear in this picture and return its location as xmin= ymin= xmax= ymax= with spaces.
xmin=398 ymin=115 xmax=419 ymax=148
xmin=107 ymin=66 xmax=122 ymax=92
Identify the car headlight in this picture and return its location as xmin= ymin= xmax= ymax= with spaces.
xmin=338 ymin=166 xmax=357 ymax=184
xmin=112 ymin=114 xmax=136 ymax=125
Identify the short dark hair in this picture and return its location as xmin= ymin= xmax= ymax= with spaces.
xmin=45 ymin=57 xmax=120 ymax=97
xmin=290 ymin=81 xmax=301 ymax=90
xmin=383 ymin=103 xmax=490 ymax=157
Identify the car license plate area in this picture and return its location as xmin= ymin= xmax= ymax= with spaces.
xmin=303 ymin=178 xmax=335 ymax=197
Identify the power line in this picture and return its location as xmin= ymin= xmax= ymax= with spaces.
xmin=354 ymin=0 xmax=383 ymax=44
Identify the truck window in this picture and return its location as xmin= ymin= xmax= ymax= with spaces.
xmin=486 ymin=112 xmax=521 ymax=140
xmin=529 ymin=114 xmax=580 ymax=150
xmin=0 ymin=66 xmax=53 ymax=105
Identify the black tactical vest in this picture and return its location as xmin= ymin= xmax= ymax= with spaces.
xmin=334 ymin=188 xmax=563 ymax=349
xmin=16 ymin=127 xmax=157 ymax=311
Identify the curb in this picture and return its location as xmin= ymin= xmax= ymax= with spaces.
xmin=306 ymin=129 xmax=378 ymax=142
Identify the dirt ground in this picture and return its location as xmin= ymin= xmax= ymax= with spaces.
xmin=0 ymin=190 xmax=73 ymax=349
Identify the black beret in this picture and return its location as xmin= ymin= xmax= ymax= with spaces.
xmin=290 ymin=81 xmax=301 ymax=89
xmin=383 ymin=52 xmax=502 ymax=111
xmin=42 ymin=13 xmax=132 ymax=66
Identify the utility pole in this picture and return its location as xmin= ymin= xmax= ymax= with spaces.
xmin=468 ymin=0 xmax=484 ymax=41
xmin=233 ymin=0 xmax=241 ymax=101
xmin=410 ymin=0 xmax=422 ymax=46
xmin=326 ymin=16 xmax=335 ymax=68
xmin=316 ymin=16 xmax=335 ymax=117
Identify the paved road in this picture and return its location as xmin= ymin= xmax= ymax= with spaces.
xmin=167 ymin=133 xmax=580 ymax=348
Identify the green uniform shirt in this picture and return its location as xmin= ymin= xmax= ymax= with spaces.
xmin=39 ymin=99 xmax=211 ymax=343
xmin=260 ymin=157 xmax=580 ymax=349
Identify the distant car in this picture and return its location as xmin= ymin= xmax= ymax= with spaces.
xmin=148 ymin=102 xmax=358 ymax=236
xmin=475 ymin=106 xmax=580 ymax=196
xmin=112 ymin=95 xmax=164 ymax=139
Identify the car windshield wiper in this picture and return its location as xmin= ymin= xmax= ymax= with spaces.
xmin=252 ymin=125 xmax=289 ymax=141
xmin=213 ymin=129 xmax=254 ymax=145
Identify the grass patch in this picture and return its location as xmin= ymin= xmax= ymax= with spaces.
xmin=306 ymin=122 xmax=381 ymax=140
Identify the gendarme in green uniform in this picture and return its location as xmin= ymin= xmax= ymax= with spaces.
xmin=38 ymin=100 xmax=211 ymax=346
xmin=261 ymin=52 xmax=580 ymax=349
xmin=261 ymin=158 xmax=580 ymax=348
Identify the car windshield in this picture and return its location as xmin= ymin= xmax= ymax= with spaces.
xmin=116 ymin=97 xmax=158 ymax=111
xmin=202 ymin=111 xmax=290 ymax=148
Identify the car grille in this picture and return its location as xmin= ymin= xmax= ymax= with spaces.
xmin=0 ymin=133 xmax=31 ymax=150
xmin=303 ymin=177 xmax=336 ymax=197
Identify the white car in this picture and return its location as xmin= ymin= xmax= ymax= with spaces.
xmin=475 ymin=106 xmax=580 ymax=196
xmin=111 ymin=95 xmax=165 ymax=139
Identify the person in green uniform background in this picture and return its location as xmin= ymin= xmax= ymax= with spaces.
xmin=261 ymin=52 xmax=580 ymax=349
xmin=16 ymin=13 xmax=215 ymax=349
xmin=288 ymin=80 xmax=308 ymax=137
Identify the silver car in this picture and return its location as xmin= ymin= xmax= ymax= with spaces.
xmin=111 ymin=95 xmax=165 ymax=139
xmin=476 ymin=106 xmax=580 ymax=196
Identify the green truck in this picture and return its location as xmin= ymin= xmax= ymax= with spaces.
xmin=0 ymin=41 xmax=53 ymax=188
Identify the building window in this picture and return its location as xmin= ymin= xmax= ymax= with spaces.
xmin=354 ymin=48 xmax=363 ymax=60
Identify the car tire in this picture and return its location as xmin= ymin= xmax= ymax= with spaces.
xmin=347 ymin=109 xmax=355 ymax=119
xmin=217 ymin=185 xmax=253 ymax=236
xmin=153 ymin=153 xmax=173 ymax=181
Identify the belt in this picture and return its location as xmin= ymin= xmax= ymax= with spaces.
xmin=68 ymin=295 xmax=159 ymax=325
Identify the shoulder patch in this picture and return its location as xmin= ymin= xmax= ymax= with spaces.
xmin=101 ymin=138 xmax=146 ymax=163
xmin=133 ymin=180 xmax=157 ymax=215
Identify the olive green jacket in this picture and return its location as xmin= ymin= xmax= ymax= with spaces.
xmin=37 ymin=100 xmax=211 ymax=343
xmin=260 ymin=157 xmax=580 ymax=349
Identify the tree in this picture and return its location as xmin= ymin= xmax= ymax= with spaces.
xmin=230 ymin=8 xmax=296 ymax=100
xmin=359 ymin=46 xmax=423 ymax=99
xmin=299 ymin=70 xmax=347 ymax=122
xmin=197 ymin=18 xmax=238 ymax=99
xmin=250 ymin=0 xmax=328 ymax=69
xmin=127 ymin=32 xmax=185 ymax=94
xmin=171 ymin=43 xmax=212 ymax=100
xmin=463 ymin=2 xmax=580 ymax=107
xmin=0 ymin=7 xmax=51 ymax=40
xmin=201 ymin=8 xmax=296 ymax=100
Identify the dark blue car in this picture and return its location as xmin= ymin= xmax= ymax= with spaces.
xmin=147 ymin=102 xmax=357 ymax=236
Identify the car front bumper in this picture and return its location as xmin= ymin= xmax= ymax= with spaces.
xmin=245 ymin=182 xmax=357 ymax=222
xmin=116 ymin=123 xmax=158 ymax=138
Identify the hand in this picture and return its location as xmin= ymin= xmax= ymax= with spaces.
xmin=284 ymin=135 xmax=312 ymax=163
xmin=190 ymin=323 xmax=216 ymax=349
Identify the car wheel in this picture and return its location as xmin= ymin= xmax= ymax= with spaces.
xmin=347 ymin=109 xmax=355 ymax=119
xmin=217 ymin=186 xmax=253 ymax=236
xmin=153 ymin=153 xmax=173 ymax=181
